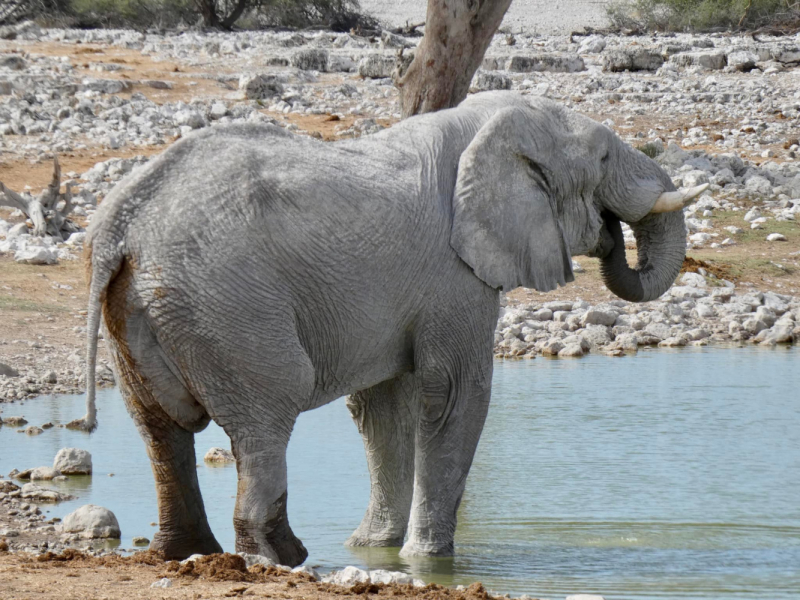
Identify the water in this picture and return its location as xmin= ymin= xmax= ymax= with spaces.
xmin=1 ymin=346 xmax=799 ymax=599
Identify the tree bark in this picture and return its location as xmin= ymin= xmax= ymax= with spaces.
xmin=220 ymin=0 xmax=249 ymax=30
xmin=396 ymin=0 xmax=514 ymax=118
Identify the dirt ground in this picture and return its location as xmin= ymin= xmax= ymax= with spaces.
xmin=0 ymin=550 xmax=503 ymax=600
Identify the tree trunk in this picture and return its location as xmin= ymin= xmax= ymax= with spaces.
xmin=220 ymin=0 xmax=249 ymax=30
xmin=0 ymin=157 xmax=82 ymax=241
xmin=194 ymin=0 xmax=220 ymax=28
xmin=396 ymin=0 xmax=514 ymax=118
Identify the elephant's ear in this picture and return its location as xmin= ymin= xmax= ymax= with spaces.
xmin=450 ymin=106 xmax=574 ymax=292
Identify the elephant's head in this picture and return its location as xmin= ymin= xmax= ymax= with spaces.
xmin=450 ymin=96 xmax=706 ymax=302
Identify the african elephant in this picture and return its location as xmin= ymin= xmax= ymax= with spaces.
xmin=72 ymin=91 xmax=705 ymax=565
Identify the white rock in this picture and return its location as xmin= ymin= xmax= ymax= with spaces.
xmin=30 ymin=467 xmax=61 ymax=481
xmin=767 ymin=233 xmax=787 ymax=242
xmin=322 ymin=566 xmax=370 ymax=586
xmin=61 ymin=504 xmax=120 ymax=539
xmin=173 ymin=110 xmax=205 ymax=129
xmin=180 ymin=554 xmax=205 ymax=565
xmin=151 ymin=578 xmax=172 ymax=588
xmin=680 ymin=272 xmax=706 ymax=288
xmin=204 ymin=447 xmax=235 ymax=463
xmin=581 ymin=308 xmax=617 ymax=327
xmin=54 ymin=448 xmax=92 ymax=474
xmin=368 ymin=570 xmax=414 ymax=585
xmin=292 ymin=565 xmax=319 ymax=580
xmin=15 ymin=245 xmax=58 ymax=265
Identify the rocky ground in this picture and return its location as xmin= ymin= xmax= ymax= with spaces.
xmin=1 ymin=20 xmax=799 ymax=402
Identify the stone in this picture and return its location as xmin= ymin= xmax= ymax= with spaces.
xmin=2 ymin=416 xmax=27 ymax=426
xmin=0 ymin=362 xmax=19 ymax=377
xmin=53 ymin=448 xmax=92 ymax=475
xmin=41 ymin=371 xmax=57 ymax=384
xmin=132 ymin=536 xmax=150 ymax=546
xmin=323 ymin=566 xmax=371 ymax=586
xmin=507 ymin=54 xmax=585 ymax=73
xmin=727 ymin=50 xmax=758 ymax=71
xmin=558 ymin=344 xmax=586 ymax=358
xmin=578 ymin=36 xmax=606 ymax=54
xmin=745 ymin=175 xmax=773 ymax=196
xmin=680 ymin=272 xmax=706 ymax=288
xmin=142 ymin=80 xmax=172 ymax=90
xmin=21 ymin=483 xmax=70 ymax=503
xmin=658 ymin=142 xmax=690 ymax=169
xmin=767 ymin=233 xmax=787 ymax=242
xmin=532 ymin=308 xmax=554 ymax=321
xmin=473 ymin=71 xmax=511 ymax=91
xmin=173 ymin=110 xmax=205 ymax=129
xmin=358 ymin=54 xmax=395 ymax=79
xmin=670 ymin=52 xmax=726 ymax=70
xmin=292 ymin=565 xmax=320 ymax=579
xmin=239 ymin=74 xmax=283 ymax=100
xmin=30 ymin=467 xmax=60 ymax=481
xmin=581 ymin=308 xmax=617 ymax=327
xmin=209 ymin=102 xmax=227 ymax=120
xmin=603 ymin=49 xmax=663 ymax=72
xmin=291 ymin=49 xmax=328 ymax=72
xmin=369 ymin=570 xmax=415 ymax=585
xmin=15 ymin=246 xmax=58 ymax=265
xmin=61 ymin=505 xmax=121 ymax=538
xmin=204 ymin=447 xmax=235 ymax=463
xmin=542 ymin=339 xmax=565 ymax=356
xmin=151 ymin=578 xmax=172 ymax=589
xmin=81 ymin=78 xmax=131 ymax=94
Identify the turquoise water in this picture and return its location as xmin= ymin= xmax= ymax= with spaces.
xmin=1 ymin=347 xmax=799 ymax=599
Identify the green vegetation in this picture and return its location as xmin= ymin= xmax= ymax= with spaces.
xmin=636 ymin=141 xmax=664 ymax=159
xmin=607 ymin=0 xmax=800 ymax=32
xmin=4 ymin=0 xmax=374 ymax=31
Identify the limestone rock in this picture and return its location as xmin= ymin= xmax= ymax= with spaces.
xmin=358 ymin=54 xmax=395 ymax=79
xmin=507 ymin=53 xmax=585 ymax=73
xmin=603 ymin=49 xmax=663 ymax=72
xmin=53 ymin=448 xmax=92 ymax=475
xmin=239 ymin=74 xmax=283 ymax=100
xmin=61 ymin=504 xmax=121 ymax=539
xmin=204 ymin=447 xmax=235 ymax=463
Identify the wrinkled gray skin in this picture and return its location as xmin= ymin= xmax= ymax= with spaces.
xmin=80 ymin=92 xmax=684 ymax=565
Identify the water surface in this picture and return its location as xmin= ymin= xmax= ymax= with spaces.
xmin=1 ymin=346 xmax=799 ymax=599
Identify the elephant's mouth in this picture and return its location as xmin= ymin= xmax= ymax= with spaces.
xmin=586 ymin=211 xmax=619 ymax=260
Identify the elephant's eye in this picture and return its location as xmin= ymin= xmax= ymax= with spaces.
xmin=523 ymin=156 xmax=551 ymax=192
xmin=601 ymin=152 xmax=610 ymax=165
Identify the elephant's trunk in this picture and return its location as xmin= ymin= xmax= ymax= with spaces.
xmin=599 ymin=210 xmax=686 ymax=303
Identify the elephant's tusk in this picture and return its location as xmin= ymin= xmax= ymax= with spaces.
xmin=649 ymin=184 xmax=710 ymax=214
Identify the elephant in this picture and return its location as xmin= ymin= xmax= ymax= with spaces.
xmin=70 ymin=91 xmax=706 ymax=565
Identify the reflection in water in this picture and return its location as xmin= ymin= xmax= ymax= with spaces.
xmin=1 ymin=346 xmax=799 ymax=599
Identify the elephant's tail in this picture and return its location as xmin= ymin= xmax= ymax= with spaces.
xmin=66 ymin=234 xmax=124 ymax=433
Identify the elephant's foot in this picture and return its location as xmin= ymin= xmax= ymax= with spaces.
xmin=234 ymin=523 xmax=308 ymax=567
xmin=346 ymin=518 xmax=405 ymax=547
xmin=399 ymin=538 xmax=455 ymax=558
xmin=150 ymin=529 xmax=223 ymax=560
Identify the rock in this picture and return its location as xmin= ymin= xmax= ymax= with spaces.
xmin=745 ymin=175 xmax=773 ymax=196
xmin=680 ymin=272 xmax=706 ymax=288
xmin=291 ymin=49 xmax=328 ymax=72
xmin=578 ymin=35 xmax=606 ymax=54
xmin=41 ymin=371 xmax=57 ymax=384
xmin=209 ymin=102 xmax=228 ymax=119
xmin=15 ymin=246 xmax=58 ymax=265
xmin=151 ymin=578 xmax=172 ymax=589
xmin=532 ymin=308 xmax=554 ymax=321
xmin=603 ymin=49 xmax=663 ymax=72
xmin=743 ymin=208 xmax=762 ymax=222
xmin=658 ymin=142 xmax=690 ymax=169
xmin=61 ymin=504 xmax=121 ymax=538
xmin=21 ymin=483 xmax=71 ymax=503
xmin=473 ymin=71 xmax=511 ymax=91
xmin=581 ymin=308 xmax=617 ymax=327
xmin=0 ymin=362 xmax=19 ymax=377
xmin=773 ymin=46 xmax=800 ymax=64
xmin=507 ymin=54 xmax=585 ymax=73
xmin=239 ymin=74 xmax=283 ymax=100
xmin=292 ymin=565 xmax=319 ymax=580
xmin=767 ymin=233 xmax=787 ymax=242
xmin=558 ymin=344 xmax=586 ymax=358
xmin=323 ymin=566 xmax=371 ymax=586
xmin=727 ymin=50 xmax=758 ymax=72
xmin=670 ymin=52 xmax=726 ymax=70
xmin=0 ymin=529 xmax=20 ymax=537
xmin=2 ymin=416 xmax=27 ymax=426
xmin=542 ymin=339 xmax=565 ymax=356
xmin=173 ymin=110 xmax=205 ymax=129
xmin=30 ymin=467 xmax=60 ymax=481
xmin=204 ymin=447 xmax=235 ymax=463
xmin=358 ymin=54 xmax=395 ymax=79
xmin=132 ymin=536 xmax=150 ymax=546
xmin=368 ymin=570 xmax=414 ymax=585
xmin=238 ymin=553 xmax=275 ymax=568
xmin=0 ymin=54 xmax=25 ymax=70
xmin=53 ymin=448 xmax=92 ymax=475
xmin=81 ymin=78 xmax=131 ymax=94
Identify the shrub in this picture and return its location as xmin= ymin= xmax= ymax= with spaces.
xmin=607 ymin=0 xmax=800 ymax=32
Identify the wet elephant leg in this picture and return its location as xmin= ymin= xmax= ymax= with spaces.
xmin=345 ymin=373 xmax=418 ymax=547
xmin=229 ymin=417 xmax=308 ymax=567
xmin=116 ymin=377 xmax=221 ymax=560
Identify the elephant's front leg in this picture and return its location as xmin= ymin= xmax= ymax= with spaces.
xmin=345 ymin=374 xmax=418 ymax=547
xmin=230 ymin=422 xmax=308 ymax=567
xmin=400 ymin=358 xmax=493 ymax=558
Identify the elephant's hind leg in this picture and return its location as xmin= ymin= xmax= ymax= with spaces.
xmin=107 ymin=313 xmax=221 ymax=560
xmin=345 ymin=374 xmax=418 ymax=547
